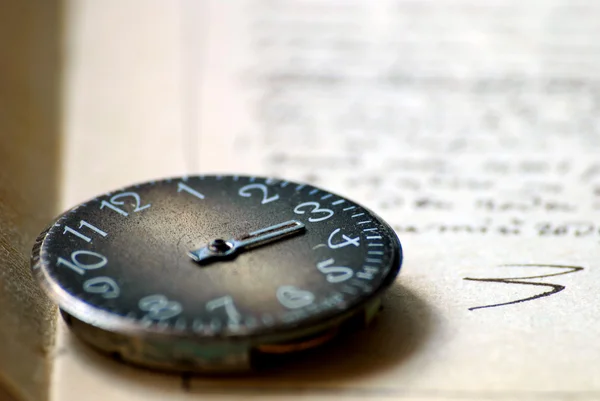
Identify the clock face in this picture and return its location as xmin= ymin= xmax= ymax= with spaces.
xmin=33 ymin=175 xmax=402 ymax=339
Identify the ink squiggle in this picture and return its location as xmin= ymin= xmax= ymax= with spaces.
xmin=464 ymin=264 xmax=584 ymax=311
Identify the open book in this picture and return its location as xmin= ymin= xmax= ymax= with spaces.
xmin=3 ymin=1 xmax=600 ymax=400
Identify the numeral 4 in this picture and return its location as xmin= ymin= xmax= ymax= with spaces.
xmin=328 ymin=228 xmax=360 ymax=249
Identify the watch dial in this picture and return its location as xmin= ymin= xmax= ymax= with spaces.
xmin=34 ymin=175 xmax=402 ymax=338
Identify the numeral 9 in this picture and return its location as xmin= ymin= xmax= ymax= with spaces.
xmin=83 ymin=276 xmax=120 ymax=299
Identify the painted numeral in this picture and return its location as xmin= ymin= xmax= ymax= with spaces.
xmin=277 ymin=286 xmax=314 ymax=309
xmin=56 ymin=250 xmax=107 ymax=275
xmin=317 ymin=258 xmax=354 ymax=283
xmin=177 ymin=182 xmax=205 ymax=199
xmin=63 ymin=220 xmax=107 ymax=243
xmin=100 ymin=191 xmax=150 ymax=216
xmin=99 ymin=200 xmax=128 ymax=216
xmin=139 ymin=294 xmax=182 ymax=320
xmin=327 ymin=228 xmax=360 ymax=249
xmin=83 ymin=276 xmax=120 ymax=298
xmin=238 ymin=184 xmax=280 ymax=205
xmin=294 ymin=202 xmax=334 ymax=222
xmin=206 ymin=295 xmax=241 ymax=326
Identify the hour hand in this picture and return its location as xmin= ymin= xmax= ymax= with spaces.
xmin=188 ymin=220 xmax=306 ymax=265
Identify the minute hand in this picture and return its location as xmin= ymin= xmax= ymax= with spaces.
xmin=188 ymin=220 xmax=306 ymax=264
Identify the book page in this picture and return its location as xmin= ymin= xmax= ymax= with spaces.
xmin=54 ymin=0 xmax=600 ymax=400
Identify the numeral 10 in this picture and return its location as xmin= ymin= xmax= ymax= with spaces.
xmin=57 ymin=250 xmax=107 ymax=275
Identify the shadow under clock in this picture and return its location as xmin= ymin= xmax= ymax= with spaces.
xmin=62 ymin=284 xmax=432 ymax=395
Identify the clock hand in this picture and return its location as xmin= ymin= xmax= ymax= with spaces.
xmin=188 ymin=220 xmax=306 ymax=264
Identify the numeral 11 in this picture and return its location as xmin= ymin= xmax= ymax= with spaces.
xmin=63 ymin=220 xmax=107 ymax=243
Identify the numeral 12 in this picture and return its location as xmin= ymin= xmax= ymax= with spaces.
xmin=100 ymin=192 xmax=151 ymax=217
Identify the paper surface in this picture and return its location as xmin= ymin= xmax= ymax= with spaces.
xmin=55 ymin=0 xmax=600 ymax=400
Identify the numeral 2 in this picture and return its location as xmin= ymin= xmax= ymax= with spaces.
xmin=238 ymin=184 xmax=280 ymax=205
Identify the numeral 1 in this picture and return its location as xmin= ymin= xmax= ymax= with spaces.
xmin=63 ymin=220 xmax=107 ymax=243
xmin=177 ymin=182 xmax=205 ymax=199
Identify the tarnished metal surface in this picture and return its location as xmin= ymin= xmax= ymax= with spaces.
xmin=32 ymin=176 xmax=402 ymax=372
